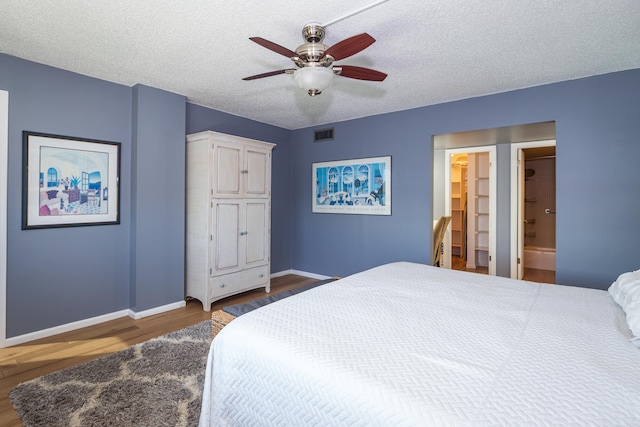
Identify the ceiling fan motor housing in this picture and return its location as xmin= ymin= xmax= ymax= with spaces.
xmin=302 ymin=23 xmax=325 ymax=43
xmin=295 ymin=43 xmax=330 ymax=66
xmin=296 ymin=23 xmax=333 ymax=67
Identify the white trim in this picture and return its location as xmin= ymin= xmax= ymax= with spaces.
xmin=442 ymin=150 xmax=452 ymax=269
xmin=5 ymin=309 xmax=131 ymax=347
xmin=0 ymin=90 xmax=8 ymax=348
xmin=270 ymin=269 xmax=296 ymax=278
xmin=271 ymin=270 xmax=333 ymax=280
xmin=271 ymin=269 xmax=332 ymax=280
xmin=3 ymin=268 xmax=329 ymax=346
xmin=4 ymin=300 xmax=188 ymax=346
xmin=288 ymin=270 xmax=332 ymax=280
xmin=127 ymin=300 xmax=186 ymax=320
xmin=509 ymin=140 xmax=556 ymax=279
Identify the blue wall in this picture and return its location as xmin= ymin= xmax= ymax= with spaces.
xmin=2 ymin=55 xmax=132 ymax=336
xmin=0 ymin=54 xmax=291 ymax=338
xmin=130 ymin=84 xmax=186 ymax=311
xmin=290 ymin=69 xmax=640 ymax=289
xmin=2 ymin=51 xmax=639 ymax=338
xmin=291 ymin=109 xmax=432 ymax=276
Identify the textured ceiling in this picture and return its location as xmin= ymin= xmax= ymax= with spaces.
xmin=2 ymin=1 xmax=639 ymax=130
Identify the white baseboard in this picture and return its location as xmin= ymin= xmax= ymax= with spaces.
xmin=271 ymin=269 xmax=332 ymax=280
xmin=5 ymin=309 xmax=130 ymax=347
xmin=4 ymin=300 xmax=186 ymax=347
xmin=127 ymin=300 xmax=186 ymax=320
xmin=4 ymin=270 xmax=328 ymax=347
xmin=270 ymin=269 xmax=297 ymax=278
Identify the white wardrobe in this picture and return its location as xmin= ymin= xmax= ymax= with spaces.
xmin=186 ymin=131 xmax=275 ymax=311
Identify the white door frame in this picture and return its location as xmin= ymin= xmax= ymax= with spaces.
xmin=1 ymin=90 xmax=8 ymax=348
xmin=444 ymin=146 xmax=496 ymax=275
xmin=510 ymin=139 xmax=556 ymax=279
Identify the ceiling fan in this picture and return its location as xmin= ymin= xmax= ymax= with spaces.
xmin=243 ymin=22 xmax=387 ymax=96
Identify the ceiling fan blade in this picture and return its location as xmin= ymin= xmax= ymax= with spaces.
xmin=242 ymin=69 xmax=294 ymax=81
xmin=337 ymin=65 xmax=387 ymax=81
xmin=249 ymin=37 xmax=297 ymax=58
xmin=324 ymin=33 xmax=376 ymax=61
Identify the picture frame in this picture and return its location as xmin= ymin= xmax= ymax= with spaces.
xmin=22 ymin=131 xmax=121 ymax=229
xmin=313 ymin=156 xmax=391 ymax=215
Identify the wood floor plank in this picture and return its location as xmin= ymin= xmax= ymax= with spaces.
xmin=450 ymin=255 xmax=555 ymax=284
xmin=0 ymin=274 xmax=316 ymax=426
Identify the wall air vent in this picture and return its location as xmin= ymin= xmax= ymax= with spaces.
xmin=314 ymin=128 xmax=334 ymax=142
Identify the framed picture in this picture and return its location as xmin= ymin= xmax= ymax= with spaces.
xmin=22 ymin=131 xmax=121 ymax=229
xmin=313 ymin=156 xmax=391 ymax=215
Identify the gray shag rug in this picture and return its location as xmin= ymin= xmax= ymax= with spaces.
xmin=10 ymin=320 xmax=211 ymax=427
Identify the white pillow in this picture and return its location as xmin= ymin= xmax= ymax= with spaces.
xmin=609 ymin=269 xmax=640 ymax=309
xmin=608 ymin=281 xmax=621 ymax=305
xmin=609 ymin=273 xmax=625 ymax=305
xmin=626 ymin=300 xmax=640 ymax=338
xmin=617 ymin=271 xmax=640 ymax=308
xmin=609 ymin=269 xmax=640 ymax=339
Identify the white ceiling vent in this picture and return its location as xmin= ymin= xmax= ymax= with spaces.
xmin=314 ymin=128 xmax=334 ymax=142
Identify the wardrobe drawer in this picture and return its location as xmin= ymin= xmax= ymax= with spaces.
xmin=209 ymin=265 xmax=269 ymax=299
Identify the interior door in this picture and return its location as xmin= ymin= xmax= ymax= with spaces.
xmin=0 ymin=90 xmax=8 ymax=348
xmin=510 ymin=139 xmax=556 ymax=279
xmin=516 ymin=148 xmax=525 ymax=280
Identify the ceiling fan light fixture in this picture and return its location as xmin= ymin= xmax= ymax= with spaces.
xmin=294 ymin=66 xmax=334 ymax=96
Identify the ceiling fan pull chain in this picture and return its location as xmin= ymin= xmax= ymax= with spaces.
xmin=322 ymin=0 xmax=391 ymax=27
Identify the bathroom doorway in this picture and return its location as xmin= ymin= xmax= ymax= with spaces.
xmin=511 ymin=140 xmax=556 ymax=282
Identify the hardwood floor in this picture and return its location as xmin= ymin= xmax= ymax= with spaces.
xmin=451 ymin=255 xmax=556 ymax=284
xmin=0 ymin=274 xmax=318 ymax=427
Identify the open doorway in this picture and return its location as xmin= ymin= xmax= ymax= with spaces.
xmin=444 ymin=146 xmax=496 ymax=276
xmin=511 ymin=140 xmax=556 ymax=284
xmin=433 ymin=121 xmax=556 ymax=282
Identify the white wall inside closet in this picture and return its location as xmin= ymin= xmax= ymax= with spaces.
xmin=466 ymin=152 xmax=492 ymax=270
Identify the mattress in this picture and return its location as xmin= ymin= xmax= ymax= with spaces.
xmin=199 ymin=262 xmax=640 ymax=426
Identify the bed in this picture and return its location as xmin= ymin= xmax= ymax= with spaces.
xmin=199 ymin=262 xmax=640 ymax=426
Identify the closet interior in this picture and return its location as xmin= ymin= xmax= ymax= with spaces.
xmin=450 ymin=152 xmax=490 ymax=270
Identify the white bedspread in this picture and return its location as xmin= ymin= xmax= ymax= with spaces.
xmin=199 ymin=262 xmax=640 ymax=426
